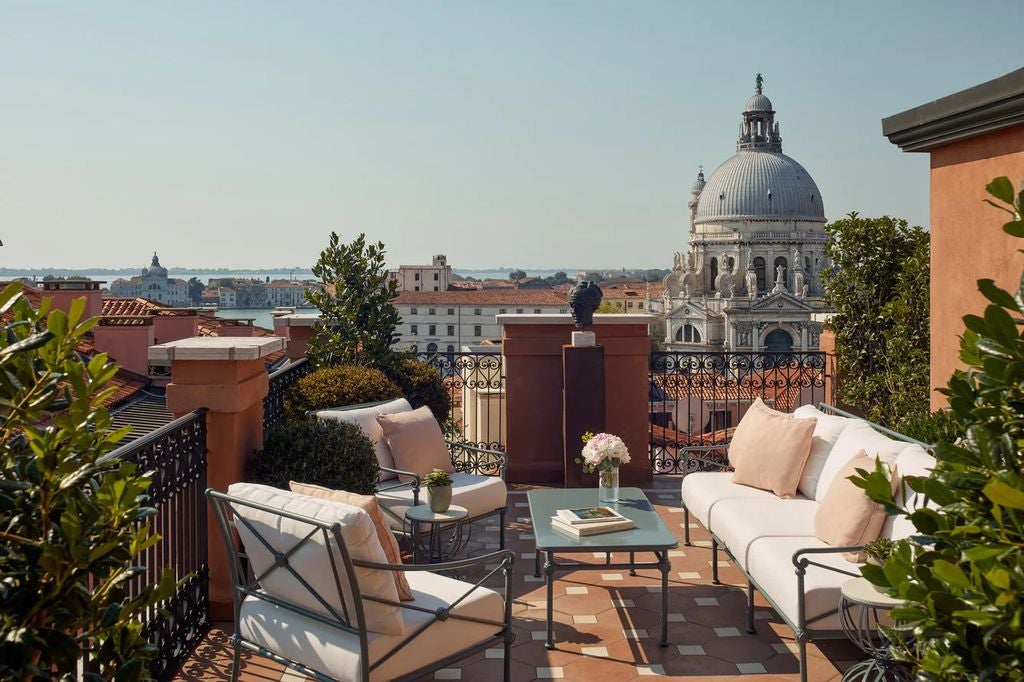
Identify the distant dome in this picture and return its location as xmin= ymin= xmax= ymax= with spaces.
xmin=745 ymin=93 xmax=773 ymax=111
xmin=690 ymin=168 xmax=706 ymax=194
xmin=146 ymin=252 xmax=168 ymax=278
xmin=695 ymin=151 xmax=824 ymax=223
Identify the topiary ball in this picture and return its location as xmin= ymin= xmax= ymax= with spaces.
xmin=283 ymin=364 xmax=402 ymax=423
xmin=387 ymin=358 xmax=452 ymax=425
xmin=248 ymin=418 xmax=380 ymax=495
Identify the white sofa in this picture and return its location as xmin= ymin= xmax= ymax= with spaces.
xmin=680 ymin=403 xmax=934 ymax=682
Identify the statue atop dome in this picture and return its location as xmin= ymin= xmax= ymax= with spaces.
xmin=755 ymin=72 xmax=763 ymax=94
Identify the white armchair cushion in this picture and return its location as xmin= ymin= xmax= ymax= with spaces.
xmin=791 ymin=406 xmax=858 ymax=499
xmin=814 ymin=421 xmax=907 ymax=501
xmin=238 ymin=569 xmax=504 ymax=681
xmin=709 ymin=497 xmax=817 ymax=570
xmin=376 ymin=472 xmax=507 ymax=531
xmin=883 ymin=444 xmax=936 ymax=541
xmin=227 ymin=483 xmax=404 ymax=635
xmin=680 ymin=471 xmax=779 ymax=530
xmin=313 ymin=398 xmax=413 ymax=481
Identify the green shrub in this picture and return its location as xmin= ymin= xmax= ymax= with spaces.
xmin=388 ymin=358 xmax=451 ymax=424
xmin=894 ymin=408 xmax=964 ymax=447
xmin=854 ymin=176 xmax=1024 ymax=680
xmin=249 ymin=419 xmax=380 ymax=494
xmin=284 ymin=364 xmax=401 ymax=422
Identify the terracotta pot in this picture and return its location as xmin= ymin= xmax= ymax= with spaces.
xmin=427 ymin=485 xmax=452 ymax=513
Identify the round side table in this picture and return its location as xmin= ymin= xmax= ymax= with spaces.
xmin=405 ymin=504 xmax=469 ymax=564
xmin=839 ymin=577 xmax=910 ymax=682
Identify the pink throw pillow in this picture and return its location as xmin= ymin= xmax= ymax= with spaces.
xmin=729 ymin=398 xmax=817 ymax=498
xmin=376 ymin=406 xmax=454 ymax=483
xmin=814 ymin=451 xmax=899 ymax=562
xmin=289 ymin=481 xmax=414 ymax=601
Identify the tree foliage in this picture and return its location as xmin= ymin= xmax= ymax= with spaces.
xmin=284 ymin=365 xmax=401 ymax=423
xmin=0 ymin=283 xmax=174 ymax=680
xmin=306 ymin=232 xmax=401 ymax=371
xmin=854 ymin=177 xmax=1024 ymax=680
xmin=187 ymin=277 xmax=204 ymax=305
xmin=822 ymin=213 xmax=930 ymax=429
xmin=508 ymin=269 xmax=527 ymax=281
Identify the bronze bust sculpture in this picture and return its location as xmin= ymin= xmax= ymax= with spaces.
xmin=567 ymin=280 xmax=603 ymax=328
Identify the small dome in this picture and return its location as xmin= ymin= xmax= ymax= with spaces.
xmin=690 ymin=169 xmax=706 ymax=194
xmin=745 ymin=93 xmax=773 ymax=111
xmin=695 ymin=151 xmax=824 ymax=223
xmin=146 ymin=252 xmax=168 ymax=278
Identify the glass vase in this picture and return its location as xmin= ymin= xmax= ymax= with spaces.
xmin=599 ymin=464 xmax=620 ymax=504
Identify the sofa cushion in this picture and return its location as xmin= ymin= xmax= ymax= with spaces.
xmin=289 ymin=481 xmax=414 ymax=601
xmin=708 ymin=497 xmax=817 ymax=570
xmin=815 ymin=452 xmax=898 ymax=561
xmin=377 ymin=406 xmax=455 ymax=483
xmin=746 ymin=536 xmax=862 ymax=633
xmin=729 ymin=399 xmax=816 ymax=498
xmin=814 ymin=421 xmax=907 ymax=501
xmin=314 ymin=398 xmax=412 ymax=482
xmin=376 ymin=472 xmax=507 ymax=531
xmin=792 ymin=405 xmax=858 ymax=499
xmin=227 ymin=483 xmax=404 ymax=636
xmin=883 ymin=444 xmax=936 ymax=541
xmin=680 ymin=471 xmax=780 ymax=530
xmin=238 ymin=568 xmax=504 ymax=681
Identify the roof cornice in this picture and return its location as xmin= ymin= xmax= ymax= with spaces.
xmin=882 ymin=68 xmax=1024 ymax=152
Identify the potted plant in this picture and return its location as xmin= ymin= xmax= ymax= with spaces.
xmin=863 ymin=538 xmax=895 ymax=566
xmin=423 ymin=468 xmax=454 ymax=513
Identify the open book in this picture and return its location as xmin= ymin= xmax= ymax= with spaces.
xmin=550 ymin=515 xmax=635 ymax=538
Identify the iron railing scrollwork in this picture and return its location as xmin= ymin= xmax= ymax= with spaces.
xmin=100 ymin=409 xmax=210 ymax=680
xmin=411 ymin=352 xmax=506 ymax=452
xmin=649 ymin=351 xmax=827 ymax=474
xmin=263 ymin=357 xmax=313 ymax=432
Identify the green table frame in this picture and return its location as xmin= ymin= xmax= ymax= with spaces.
xmin=526 ymin=487 xmax=679 ymax=649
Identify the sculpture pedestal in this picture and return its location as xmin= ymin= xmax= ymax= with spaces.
xmin=563 ymin=345 xmax=605 ymax=487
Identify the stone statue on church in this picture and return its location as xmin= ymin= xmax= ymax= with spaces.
xmin=794 ymin=267 xmax=806 ymax=298
xmin=771 ymin=264 xmax=787 ymax=295
xmin=745 ymin=267 xmax=757 ymax=299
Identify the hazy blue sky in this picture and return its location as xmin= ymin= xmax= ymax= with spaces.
xmin=2 ymin=1 xmax=1021 ymax=270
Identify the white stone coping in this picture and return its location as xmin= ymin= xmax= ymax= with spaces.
xmin=495 ymin=313 xmax=655 ymax=326
xmin=273 ymin=313 xmax=321 ymax=327
xmin=148 ymin=336 xmax=286 ymax=362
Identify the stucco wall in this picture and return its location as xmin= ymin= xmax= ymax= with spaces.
xmin=929 ymin=124 xmax=1024 ymax=407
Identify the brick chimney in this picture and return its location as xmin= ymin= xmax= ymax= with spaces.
xmin=40 ymin=280 xmax=104 ymax=319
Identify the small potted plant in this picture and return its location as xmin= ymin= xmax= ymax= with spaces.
xmin=863 ymin=538 xmax=895 ymax=566
xmin=423 ymin=468 xmax=454 ymax=513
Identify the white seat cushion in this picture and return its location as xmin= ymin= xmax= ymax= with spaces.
xmin=680 ymin=471 xmax=779 ymax=530
xmin=314 ymin=399 xmax=413 ymax=481
xmin=709 ymin=497 xmax=817 ymax=570
xmin=883 ymin=444 xmax=936 ymax=541
xmin=814 ymin=421 xmax=908 ymax=501
xmin=238 ymin=570 xmax=504 ymax=681
xmin=746 ymin=536 xmax=862 ymax=633
xmin=791 ymin=406 xmax=859 ymax=499
xmin=227 ymin=483 xmax=404 ymax=635
xmin=376 ymin=472 xmax=507 ymax=531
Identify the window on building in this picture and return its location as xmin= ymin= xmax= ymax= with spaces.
xmin=516 ymin=308 xmax=524 ymax=314
xmin=474 ymin=308 xmax=481 ymax=316
xmin=534 ymin=308 xmax=541 ymax=314
xmin=774 ymin=257 xmax=788 ymax=289
xmin=428 ymin=324 xmax=436 ymax=336
xmin=414 ymin=273 xmax=420 ymax=281
xmin=415 ymin=286 xmax=420 ymax=291
xmin=447 ymin=308 xmax=454 ymax=315
xmin=434 ymin=286 xmax=438 ymax=291
xmin=710 ymin=257 xmax=719 ymax=291
xmin=753 ymin=257 xmax=766 ymax=292
xmin=638 ymin=302 xmax=644 ymax=310
xmin=474 ymin=325 xmax=482 ymax=337
xmin=447 ymin=325 xmax=455 ymax=336
xmin=411 ymin=307 xmax=418 ymax=315
xmin=410 ymin=324 xmax=418 ymax=335
xmin=499 ymin=308 xmax=507 ymax=314
xmin=559 ymin=308 xmax=567 ymax=314
xmin=427 ymin=342 xmax=438 ymax=353
xmin=627 ymin=301 xmax=634 ymax=308
xmin=433 ymin=273 xmax=439 ymax=280
xmin=675 ymin=324 xmax=702 ymax=343
xmin=428 ymin=308 xmax=436 ymax=315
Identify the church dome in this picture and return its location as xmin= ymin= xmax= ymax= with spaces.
xmin=745 ymin=93 xmax=773 ymax=111
xmin=695 ymin=151 xmax=824 ymax=223
xmin=146 ymin=252 xmax=168 ymax=278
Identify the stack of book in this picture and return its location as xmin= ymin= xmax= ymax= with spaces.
xmin=550 ymin=506 xmax=635 ymax=538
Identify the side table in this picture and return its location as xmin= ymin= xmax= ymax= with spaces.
xmin=405 ymin=504 xmax=469 ymax=564
xmin=839 ymin=577 xmax=910 ymax=682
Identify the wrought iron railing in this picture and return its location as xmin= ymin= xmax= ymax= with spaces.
xmin=100 ymin=409 xmax=209 ymax=680
xmin=412 ymin=351 xmax=506 ymax=451
xmin=649 ymin=351 xmax=828 ymax=474
xmin=263 ymin=357 xmax=313 ymax=432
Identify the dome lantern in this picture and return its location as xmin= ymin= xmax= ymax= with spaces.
xmin=738 ymin=73 xmax=782 ymax=152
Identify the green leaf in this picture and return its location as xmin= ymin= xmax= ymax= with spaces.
xmin=983 ymin=479 xmax=1024 ymax=510
xmin=932 ymin=560 xmax=971 ymax=589
xmin=977 ymin=279 xmax=1020 ymax=311
xmin=986 ymin=176 xmax=1016 ymax=204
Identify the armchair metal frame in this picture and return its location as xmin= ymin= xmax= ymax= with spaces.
xmin=208 ymin=489 xmax=515 ymax=682
xmin=678 ymin=403 xmax=930 ymax=682
xmin=310 ymin=400 xmax=510 ymax=549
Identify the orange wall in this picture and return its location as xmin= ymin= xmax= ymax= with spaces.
xmin=153 ymin=315 xmax=199 ymax=345
xmin=928 ymin=124 xmax=1024 ymax=407
xmin=92 ymin=325 xmax=155 ymax=376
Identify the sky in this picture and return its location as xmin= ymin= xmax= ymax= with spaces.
xmin=2 ymin=1 xmax=1021 ymax=270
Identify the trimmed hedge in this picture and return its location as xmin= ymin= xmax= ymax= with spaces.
xmin=388 ymin=358 xmax=452 ymax=425
xmin=283 ymin=365 xmax=401 ymax=422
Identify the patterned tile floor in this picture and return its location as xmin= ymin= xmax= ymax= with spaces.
xmin=175 ymin=477 xmax=860 ymax=681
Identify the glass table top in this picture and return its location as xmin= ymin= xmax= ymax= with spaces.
xmin=527 ymin=487 xmax=679 ymax=552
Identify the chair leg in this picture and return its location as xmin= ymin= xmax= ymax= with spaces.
xmin=798 ymin=634 xmax=808 ymax=682
xmin=711 ymin=538 xmax=721 ymax=585
xmin=499 ymin=507 xmax=507 ymax=549
xmin=746 ymin=579 xmax=756 ymax=634
xmin=503 ymin=632 xmax=513 ymax=682
xmin=230 ymin=635 xmax=242 ymax=682
xmin=683 ymin=507 xmax=691 ymax=546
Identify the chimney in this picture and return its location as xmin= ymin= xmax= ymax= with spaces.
xmin=92 ymin=318 xmax=155 ymax=376
xmin=40 ymin=280 xmax=104 ymax=319
xmin=152 ymin=311 xmax=200 ymax=345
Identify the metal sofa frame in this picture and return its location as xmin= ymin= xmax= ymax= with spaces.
xmin=679 ymin=403 xmax=929 ymax=682
xmin=208 ymin=489 xmax=515 ymax=682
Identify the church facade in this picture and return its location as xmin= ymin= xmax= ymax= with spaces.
xmin=662 ymin=76 xmax=830 ymax=352
xmin=110 ymin=253 xmax=191 ymax=306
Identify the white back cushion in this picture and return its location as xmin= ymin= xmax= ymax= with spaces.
xmin=227 ymin=483 xmax=404 ymax=635
xmin=814 ymin=421 xmax=907 ymax=501
xmin=883 ymin=444 xmax=936 ymax=541
xmin=792 ymin=405 xmax=857 ymax=499
xmin=314 ymin=398 xmax=412 ymax=480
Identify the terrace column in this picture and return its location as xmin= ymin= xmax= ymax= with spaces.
xmin=148 ymin=336 xmax=286 ymax=620
xmin=500 ymin=314 xmax=654 ymax=487
xmin=274 ymin=313 xmax=320 ymax=361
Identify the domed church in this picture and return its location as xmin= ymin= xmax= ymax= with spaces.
xmin=663 ymin=75 xmax=830 ymax=352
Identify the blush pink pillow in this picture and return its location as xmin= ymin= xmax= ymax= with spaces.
xmin=376 ymin=406 xmax=454 ymax=483
xmin=289 ymin=481 xmax=413 ymax=601
xmin=814 ymin=451 xmax=899 ymax=562
xmin=728 ymin=398 xmax=817 ymax=498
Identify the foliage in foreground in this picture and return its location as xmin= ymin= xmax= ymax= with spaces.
xmin=0 ymin=284 xmax=174 ymax=680
xmin=823 ymin=213 xmax=930 ymax=430
xmin=283 ymin=364 xmax=402 ymax=423
xmin=855 ymin=177 xmax=1024 ymax=681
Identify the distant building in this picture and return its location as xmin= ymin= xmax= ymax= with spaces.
xmin=217 ymin=279 xmax=266 ymax=308
xmin=389 ymin=255 xmax=452 ymax=292
xmin=266 ymin=280 xmax=320 ymax=307
xmin=109 ymin=253 xmax=190 ymax=306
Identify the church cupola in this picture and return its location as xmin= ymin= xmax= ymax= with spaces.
xmin=737 ymin=73 xmax=782 ymax=152
xmin=688 ymin=166 xmax=705 ymax=232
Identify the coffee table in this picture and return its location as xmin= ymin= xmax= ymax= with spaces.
xmin=527 ymin=487 xmax=678 ymax=649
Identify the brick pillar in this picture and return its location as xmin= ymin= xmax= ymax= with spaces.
xmin=274 ymin=313 xmax=320 ymax=361
xmin=148 ymin=336 xmax=286 ymax=620
xmin=501 ymin=314 xmax=654 ymax=487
